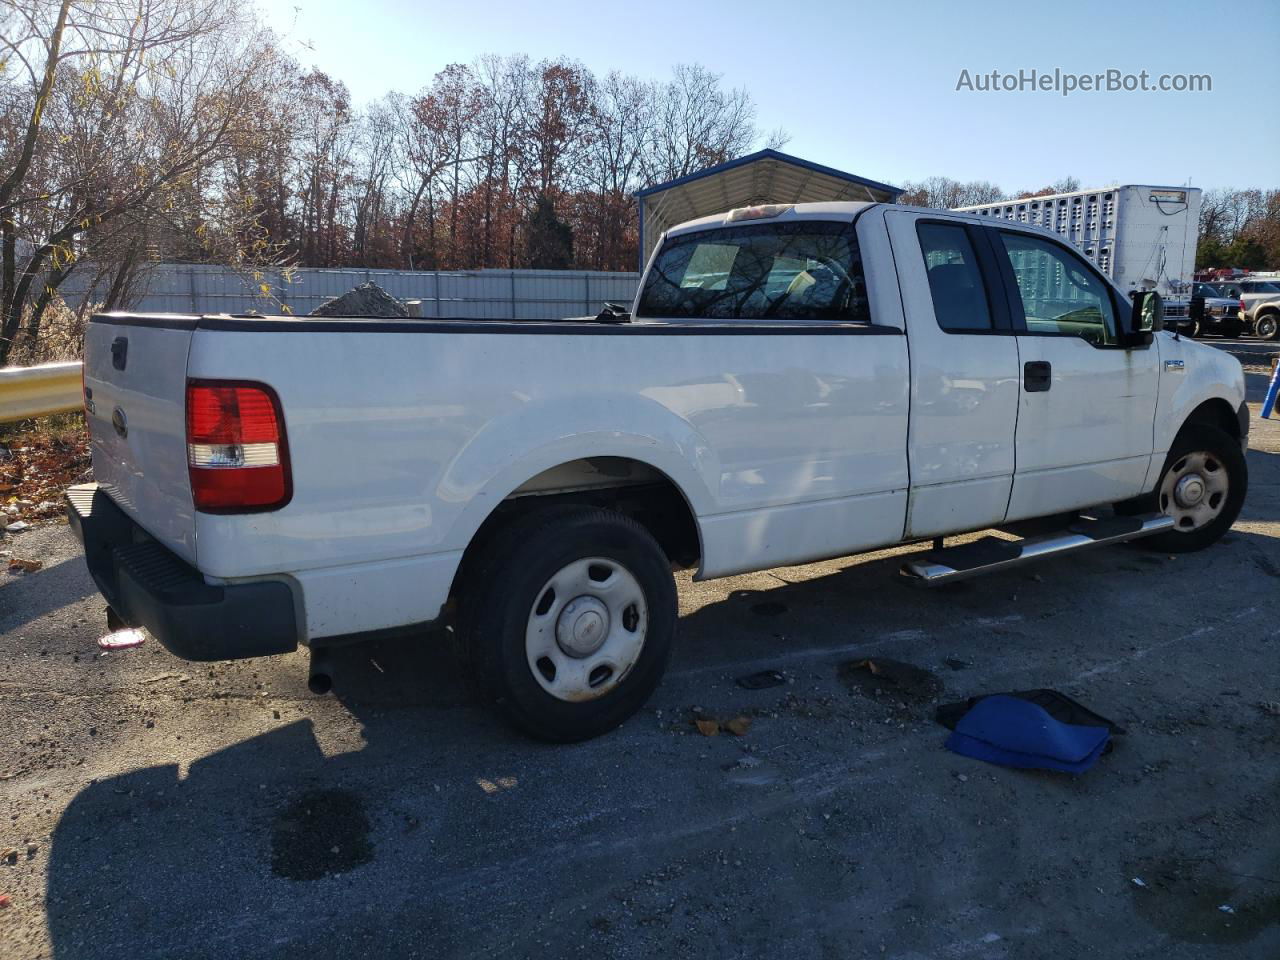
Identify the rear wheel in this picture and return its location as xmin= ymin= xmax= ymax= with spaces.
xmin=1127 ymin=424 xmax=1247 ymax=552
xmin=1256 ymin=312 xmax=1279 ymax=341
xmin=458 ymin=505 xmax=677 ymax=742
xmin=1218 ymin=317 xmax=1243 ymax=339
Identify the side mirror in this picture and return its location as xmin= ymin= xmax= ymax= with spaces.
xmin=1129 ymin=291 xmax=1162 ymax=343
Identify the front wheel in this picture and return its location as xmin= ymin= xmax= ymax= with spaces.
xmin=1130 ymin=424 xmax=1247 ymax=552
xmin=458 ymin=505 xmax=677 ymax=742
xmin=1256 ymin=312 xmax=1279 ymax=341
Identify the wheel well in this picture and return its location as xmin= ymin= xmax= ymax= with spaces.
xmin=1182 ymin=398 xmax=1240 ymax=441
xmin=447 ymin=458 xmax=702 ymax=607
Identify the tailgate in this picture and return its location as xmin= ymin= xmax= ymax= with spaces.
xmin=83 ymin=315 xmax=197 ymax=563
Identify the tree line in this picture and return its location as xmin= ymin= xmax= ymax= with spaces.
xmin=0 ymin=0 xmax=783 ymax=362
xmin=3 ymin=1 xmax=1277 ymax=365
xmin=1195 ymin=189 xmax=1280 ymax=272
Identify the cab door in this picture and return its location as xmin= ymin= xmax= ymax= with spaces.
xmin=986 ymin=226 xmax=1161 ymax=521
xmin=885 ymin=210 xmax=1021 ymax=538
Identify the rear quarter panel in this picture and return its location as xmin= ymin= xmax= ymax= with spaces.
xmin=187 ymin=321 xmax=909 ymax=636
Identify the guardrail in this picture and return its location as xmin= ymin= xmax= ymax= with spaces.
xmin=0 ymin=361 xmax=84 ymax=423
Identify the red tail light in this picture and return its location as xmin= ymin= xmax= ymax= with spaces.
xmin=186 ymin=381 xmax=291 ymax=512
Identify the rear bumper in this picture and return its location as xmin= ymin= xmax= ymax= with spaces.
xmin=65 ymin=483 xmax=298 ymax=661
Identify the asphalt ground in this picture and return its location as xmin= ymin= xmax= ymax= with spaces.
xmin=1 ymin=338 xmax=1278 ymax=959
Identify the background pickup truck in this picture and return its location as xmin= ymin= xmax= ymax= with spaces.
xmin=1209 ymin=278 xmax=1280 ymax=341
xmin=1163 ymin=282 xmax=1245 ymax=339
xmin=69 ymin=201 xmax=1249 ymax=741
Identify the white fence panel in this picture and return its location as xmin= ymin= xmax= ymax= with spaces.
xmin=59 ymin=264 xmax=641 ymax=319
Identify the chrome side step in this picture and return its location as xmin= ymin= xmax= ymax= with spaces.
xmin=900 ymin=514 xmax=1175 ymax=586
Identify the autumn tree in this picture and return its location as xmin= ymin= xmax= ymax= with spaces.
xmin=897 ymin=176 xmax=1005 ymax=209
xmin=1198 ymin=187 xmax=1280 ymax=269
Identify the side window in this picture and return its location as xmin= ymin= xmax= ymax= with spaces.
xmin=998 ymin=232 xmax=1116 ymax=345
xmin=635 ymin=222 xmax=870 ymax=322
xmin=916 ymin=222 xmax=993 ymax=332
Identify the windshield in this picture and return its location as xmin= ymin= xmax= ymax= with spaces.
xmin=636 ymin=221 xmax=870 ymax=322
xmin=1245 ymin=281 xmax=1280 ymax=294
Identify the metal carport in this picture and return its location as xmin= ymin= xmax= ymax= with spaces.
xmin=634 ymin=149 xmax=902 ymax=269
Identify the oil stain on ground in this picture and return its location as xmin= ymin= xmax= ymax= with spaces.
xmin=1127 ymin=854 xmax=1280 ymax=945
xmin=838 ymin=657 xmax=943 ymax=704
xmin=271 ymin=788 xmax=374 ymax=881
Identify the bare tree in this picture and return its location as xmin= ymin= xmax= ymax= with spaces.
xmin=647 ymin=64 xmax=759 ymax=183
xmin=577 ymin=71 xmax=650 ymax=269
xmin=0 ymin=0 xmax=283 ymax=362
xmin=292 ymin=70 xmax=355 ymax=266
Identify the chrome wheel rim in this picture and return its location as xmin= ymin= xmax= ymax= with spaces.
xmin=1159 ymin=450 xmax=1229 ymax=532
xmin=524 ymin=557 xmax=648 ymax=702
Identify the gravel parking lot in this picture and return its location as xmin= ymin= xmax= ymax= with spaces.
xmin=2 ymin=341 xmax=1278 ymax=960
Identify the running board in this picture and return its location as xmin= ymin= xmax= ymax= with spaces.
xmin=900 ymin=514 xmax=1175 ymax=586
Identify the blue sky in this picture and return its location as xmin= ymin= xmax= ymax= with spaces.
xmin=258 ymin=0 xmax=1279 ymax=192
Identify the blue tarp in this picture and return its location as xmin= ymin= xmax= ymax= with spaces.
xmin=945 ymin=695 xmax=1111 ymax=774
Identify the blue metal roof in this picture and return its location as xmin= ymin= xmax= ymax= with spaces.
xmin=634 ymin=148 xmax=901 ymax=200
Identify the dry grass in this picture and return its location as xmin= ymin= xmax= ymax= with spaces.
xmin=6 ymin=296 xmax=90 ymax=366
xmin=0 ymin=413 xmax=91 ymax=525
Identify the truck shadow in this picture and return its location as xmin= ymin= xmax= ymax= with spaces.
xmin=43 ymin=455 xmax=1280 ymax=959
xmin=0 ymin=554 xmax=95 ymax=633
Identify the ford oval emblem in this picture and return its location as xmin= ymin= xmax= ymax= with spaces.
xmin=111 ymin=406 xmax=128 ymax=439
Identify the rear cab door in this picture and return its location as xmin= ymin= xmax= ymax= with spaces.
xmin=884 ymin=209 xmax=1021 ymax=538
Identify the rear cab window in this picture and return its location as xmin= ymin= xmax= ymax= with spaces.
xmin=635 ymin=222 xmax=870 ymax=323
xmin=916 ymin=222 xmax=994 ymax=332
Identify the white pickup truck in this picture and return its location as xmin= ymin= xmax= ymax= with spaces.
xmin=68 ymin=201 xmax=1250 ymax=741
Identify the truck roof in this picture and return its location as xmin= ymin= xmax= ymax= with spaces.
xmin=662 ymin=200 xmax=1046 ymax=241
xmin=664 ymin=201 xmax=877 ymax=240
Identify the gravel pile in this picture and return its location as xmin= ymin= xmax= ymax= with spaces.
xmin=309 ymin=281 xmax=409 ymax=318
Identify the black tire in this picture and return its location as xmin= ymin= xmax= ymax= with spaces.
xmin=1218 ymin=317 xmax=1243 ymax=339
xmin=1184 ymin=318 xmax=1202 ymax=338
xmin=1123 ymin=424 xmax=1247 ymax=553
xmin=457 ymin=505 xmax=677 ymax=742
xmin=1256 ymin=311 xmax=1279 ymax=341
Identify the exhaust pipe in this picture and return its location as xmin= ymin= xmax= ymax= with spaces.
xmin=307 ymin=646 xmax=333 ymax=695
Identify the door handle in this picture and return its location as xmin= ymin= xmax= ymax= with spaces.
xmin=1024 ymin=360 xmax=1052 ymax=392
